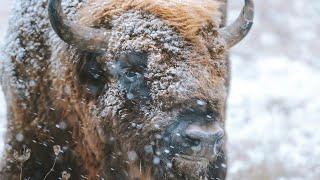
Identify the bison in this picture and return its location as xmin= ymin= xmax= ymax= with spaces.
xmin=0 ymin=0 xmax=254 ymax=179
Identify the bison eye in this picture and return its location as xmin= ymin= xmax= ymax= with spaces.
xmin=78 ymin=53 xmax=108 ymax=96
xmin=125 ymin=71 xmax=138 ymax=78
xmin=113 ymin=52 xmax=150 ymax=100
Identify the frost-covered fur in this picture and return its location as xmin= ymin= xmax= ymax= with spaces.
xmin=81 ymin=0 xmax=222 ymax=42
xmin=0 ymin=0 xmax=229 ymax=179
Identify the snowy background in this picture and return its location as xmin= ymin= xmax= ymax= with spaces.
xmin=0 ymin=0 xmax=319 ymax=179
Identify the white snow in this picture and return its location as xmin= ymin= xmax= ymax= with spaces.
xmin=226 ymin=0 xmax=320 ymax=179
xmin=227 ymin=55 xmax=320 ymax=179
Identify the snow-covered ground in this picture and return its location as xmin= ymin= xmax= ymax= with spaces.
xmin=226 ymin=0 xmax=320 ymax=179
xmin=0 ymin=0 xmax=319 ymax=179
xmin=227 ymin=56 xmax=320 ymax=179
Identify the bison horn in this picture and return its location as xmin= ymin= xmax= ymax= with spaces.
xmin=218 ymin=0 xmax=254 ymax=48
xmin=48 ymin=0 xmax=110 ymax=52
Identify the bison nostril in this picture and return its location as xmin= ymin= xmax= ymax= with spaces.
xmin=185 ymin=124 xmax=224 ymax=144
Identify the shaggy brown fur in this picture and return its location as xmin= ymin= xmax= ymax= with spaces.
xmin=82 ymin=0 xmax=222 ymax=42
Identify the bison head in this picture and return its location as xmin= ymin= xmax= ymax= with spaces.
xmin=48 ymin=0 xmax=254 ymax=179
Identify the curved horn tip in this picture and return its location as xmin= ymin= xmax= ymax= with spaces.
xmin=48 ymin=0 xmax=110 ymax=52
xmin=218 ymin=0 xmax=255 ymax=48
xmin=244 ymin=0 xmax=254 ymax=21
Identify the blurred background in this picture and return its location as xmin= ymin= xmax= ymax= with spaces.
xmin=0 ymin=0 xmax=319 ymax=179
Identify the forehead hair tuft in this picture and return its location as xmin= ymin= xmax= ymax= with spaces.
xmin=81 ymin=0 xmax=222 ymax=42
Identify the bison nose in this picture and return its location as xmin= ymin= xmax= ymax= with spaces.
xmin=185 ymin=124 xmax=224 ymax=144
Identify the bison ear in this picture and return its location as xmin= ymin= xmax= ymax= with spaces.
xmin=218 ymin=0 xmax=254 ymax=48
xmin=48 ymin=0 xmax=111 ymax=52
